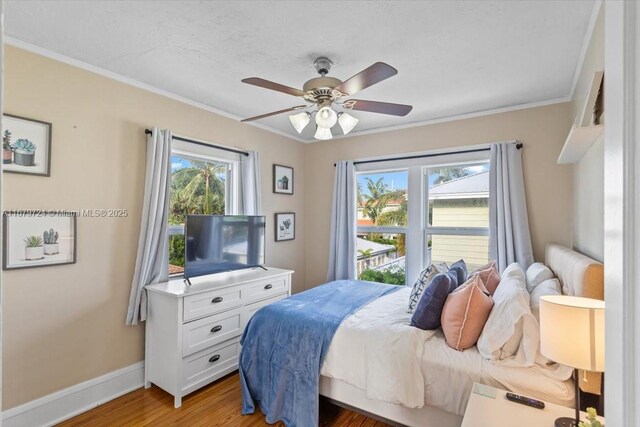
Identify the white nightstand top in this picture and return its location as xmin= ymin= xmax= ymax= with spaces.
xmin=462 ymin=383 xmax=604 ymax=427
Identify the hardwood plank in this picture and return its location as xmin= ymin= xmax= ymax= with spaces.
xmin=56 ymin=372 xmax=390 ymax=426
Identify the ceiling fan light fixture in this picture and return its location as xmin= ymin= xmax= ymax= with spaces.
xmin=315 ymin=106 xmax=338 ymax=128
xmin=314 ymin=125 xmax=333 ymax=140
xmin=289 ymin=111 xmax=311 ymax=133
xmin=338 ymin=112 xmax=359 ymax=135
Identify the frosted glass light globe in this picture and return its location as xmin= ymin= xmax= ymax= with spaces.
xmin=314 ymin=126 xmax=333 ymax=140
xmin=315 ymin=107 xmax=338 ymax=128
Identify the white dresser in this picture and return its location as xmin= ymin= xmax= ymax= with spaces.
xmin=144 ymin=267 xmax=293 ymax=407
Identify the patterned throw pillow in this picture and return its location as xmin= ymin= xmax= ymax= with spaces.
xmin=407 ymin=262 xmax=448 ymax=313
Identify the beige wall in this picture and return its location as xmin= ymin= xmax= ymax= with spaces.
xmin=305 ymin=103 xmax=574 ymax=288
xmin=2 ymin=46 xmax=305 ymax=409
xmin=570 ymin=6 xmax=605 ymax=261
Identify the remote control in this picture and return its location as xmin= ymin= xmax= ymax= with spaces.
xmin=505 ymin=392 xmax=545 ymax=409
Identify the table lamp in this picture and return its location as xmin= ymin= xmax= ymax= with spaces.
xmin=539 ymin=295 xmax=605 ymax=427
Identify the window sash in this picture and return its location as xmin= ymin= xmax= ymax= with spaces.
xmin=425 ymin=226 xmax=488 ymax=236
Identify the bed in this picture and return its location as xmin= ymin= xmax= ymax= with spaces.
xmin=240 ymin=244 xmax=604 ymax=427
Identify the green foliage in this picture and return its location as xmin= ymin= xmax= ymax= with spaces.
xmin=169 ymin=159 xmax=226 ymax=225
xmin=169 ymin=235 xmax=185 ymax=268
xmin=357 ymin=248 xmax=373 ymax=258
xmin=3 ymin=130 xmax=11 ymax=150
xmin=43 ymin=228 xmax=59 ymax=244
xmin=361 ymin=177 xmax=389 ymax=225
xmin=578 ymin=407 xmax=603 ymax=427
xmin=359 ymin=265 xmax=406 ymax=286
xmin=24 ymin=235 xmax=43 ymax=247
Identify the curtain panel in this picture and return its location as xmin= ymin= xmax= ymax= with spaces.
xmin=326 ymin=161 xmax=357 ymax=281
xmin=240 ymin=151 xmax=262 ymax=215
xmin=126 ymin=127 xmax=172 ymax=325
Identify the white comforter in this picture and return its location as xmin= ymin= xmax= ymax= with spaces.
xmin=320 ymin=287 xmax=574 ymax=416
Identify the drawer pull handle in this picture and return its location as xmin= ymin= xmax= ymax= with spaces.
xmin=211 ymin=325 xmax=223 ymax=333
xmin=264 ymin=284 xmax=273 ymax=290
xmin=209 ymin=354 xmax=221 ymax=363
xmin=211 ymin=297 xmax=224 ymax=303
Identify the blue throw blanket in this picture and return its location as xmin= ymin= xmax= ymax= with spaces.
xmin=239 ymin=280 xmax=399 ymax=427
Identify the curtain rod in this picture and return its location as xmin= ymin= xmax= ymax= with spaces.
xmin=333 ymin=142 xmax=523 ymax=167
xmin=144 ymin=129 xmax=249 ymax=157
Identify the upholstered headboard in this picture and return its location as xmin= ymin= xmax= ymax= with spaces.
xmin=544 ymin=243 xmax=604 ymax=395
xmin=545 ymin=244 xmax=604 ymax=300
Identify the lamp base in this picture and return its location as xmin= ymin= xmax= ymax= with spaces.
xmin=554 ymin=417 xmax=579 ymax=427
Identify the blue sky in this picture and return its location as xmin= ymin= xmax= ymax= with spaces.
xmin=171 ymin=156 xmax=226 ymax=180
xmin=357 ymin=164 xmax=489 ymax=196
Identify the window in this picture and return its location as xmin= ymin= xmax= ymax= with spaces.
xmin=354 ymin=149 xmax=491 ymax=286
xmin=426 ymin=163 xmax=490 ymax=271
xmin=356 ymin=170 xmax=408 ymax=285
xmin=168 ymin=141 xmax=239 ymax=275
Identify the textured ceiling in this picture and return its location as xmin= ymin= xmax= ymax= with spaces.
xmin=5 ymin=0 xmax=596 ymax=142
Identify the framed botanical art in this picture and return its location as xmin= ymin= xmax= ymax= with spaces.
xmin=274 ymin=212 xmax=295 ymax=242
xmin=273 ymin=164 xmax=294 ymax=195
xmin=2 ymin=113 xmax=52 ymax=176
xmin=3 ymin=211 xmax=77 ymax=270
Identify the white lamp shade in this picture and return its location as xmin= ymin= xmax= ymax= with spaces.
xmin=314 ymin=126 xmax=333 ymax=140
xmin=539 ymin=295 xmax=605 ymax=372
xmin=338 ymin=112 xmax=359 ymax=135
xmin=315 ymin=107 xmax=338 ymax=128
xmin=289 ymin=111 xmax=311 ymax=134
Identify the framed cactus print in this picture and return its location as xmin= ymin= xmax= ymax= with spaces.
xmin=3 ymin=211 xmax=77 ymax=270
xmin=273 ymin=164 xmax=294 ymax=195
xmin=274 ymin=212 xmax=295 ymax=242
xmin=2 ymin=113 xmax=52 ymax=176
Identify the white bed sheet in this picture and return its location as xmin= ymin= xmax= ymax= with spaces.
xmin=321 ymin=287 xmax=574 ymax=416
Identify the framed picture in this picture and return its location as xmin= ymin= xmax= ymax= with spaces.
xmin=273 ymin=164 xmax=294 ymax=195
xmin=2 ymin=113 xmax=52 ymax=176
xmin=3 ymin=212 xmax=77 ymax=270
xmin=274 ymin=212 xmax=295 ymax=242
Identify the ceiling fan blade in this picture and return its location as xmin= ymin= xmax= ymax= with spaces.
xmin=241 ymin=105 xmax=307 ymax=122
xmin=333 ymin=62 xmax=398 ymax=96
xmin=241 ymin=77 xmax=306 ymax=97
xmin=345 ymin=99 xmax=413 ymax=116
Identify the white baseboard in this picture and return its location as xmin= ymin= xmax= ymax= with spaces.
xmin=2 ymin=362 xmax=144 ymax=427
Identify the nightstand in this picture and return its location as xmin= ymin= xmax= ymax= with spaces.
xmin=462 ymin=383 xmax=604 ymax=427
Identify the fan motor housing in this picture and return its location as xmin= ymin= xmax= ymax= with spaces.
xmin=302 ymin=76 xmax=342 ymax=93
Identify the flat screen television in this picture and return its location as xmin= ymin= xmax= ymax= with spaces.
xmin=184 ymin=215 xmax=266 ymax=279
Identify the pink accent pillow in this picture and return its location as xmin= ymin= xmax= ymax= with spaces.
xmin=472 ymin=260 xmax=501 ymax=295
xmin=441 ymin=275 xmax=494 ymax=351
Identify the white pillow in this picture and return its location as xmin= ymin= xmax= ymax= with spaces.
xmin=530 ymin=278 xmax=562 ymax=322
xmin=525 ymin=262 xmax=554 ymax=293
xmin=477 ymin=264 xmax=539 ymax=367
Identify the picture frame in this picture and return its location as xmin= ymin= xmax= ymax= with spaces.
xmin=274 ymin=212 xmax=295 ymax=242
xmin=2 ymin=113 xmax=52 ymax=176
xmin=273 ymin=164 xmax=294 ymax=195
xmin=3 ymin=211 xmax=77 ymax=270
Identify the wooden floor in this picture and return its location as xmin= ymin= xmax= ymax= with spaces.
xmin=57 ymin=372 xmax=390 ymax=426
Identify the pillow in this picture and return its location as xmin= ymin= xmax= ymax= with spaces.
xmin=407 ymin=262 xmax=448 ymax=313
xmin=477 ymin=265 xmax=539 ymax=367
xmin=525 ymin=262 xmax=554 ymax=293
xmin=448 ymin=260 xmax=468 ymax=288
xmin=471 ymin=260 xmax=501 ymax=295
xmin=530 ymin=278 xmax=562 ymax=322
xmin=410 ymin=273 xmax=453 ymax=330
xmin=441 ymin=275 xmax=494 ymax=351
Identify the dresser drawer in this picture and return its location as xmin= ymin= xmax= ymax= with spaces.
xmin=245 ymin=276 xmax=288 ymax=304
xmin=182 ymin=308 xmax=243 ymax=357
xmin=182 ymin=339 xmax=240 ymax=390
xmin=183 ymin=285 xmax=242 ymax=322
xmin=243 ymin=293 xmax=288 ymax=328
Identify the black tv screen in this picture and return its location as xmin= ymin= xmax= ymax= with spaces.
xmin=184 ymin=215 xmax=265 ymax=278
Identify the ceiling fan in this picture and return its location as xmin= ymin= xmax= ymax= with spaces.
xmin=240 ymin=57 xmax=413 ymax=140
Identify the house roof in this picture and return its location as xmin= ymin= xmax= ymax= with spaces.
xmin=357 ymin=238 xmax=395 ymax=256
xmin=429 ymin=171 xmax=489 ymax=199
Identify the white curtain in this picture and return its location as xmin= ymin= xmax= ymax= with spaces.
xmin=240 ymin=151 xmax=262 ymax=215
xmin=489 ymin=142 xmax=534 ymax=272
xmin=126 ymin=128 xmax=172 ymax=325
xmin=326 ymin=161 xmax=357 ymax=281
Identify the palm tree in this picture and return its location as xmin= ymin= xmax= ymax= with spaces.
xmin=170 ymin=160 xmax=226 ymax=223
xmin=362 ymin=177 xmax=389 ymax=225
xmin=377 ymin=191 xmax=408 ymax=256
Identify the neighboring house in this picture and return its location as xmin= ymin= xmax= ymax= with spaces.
xmin=356 ymin=237 xmax=397 ymax=276
xmin=429 ymin=171 xmax=489 ymax=270
xmin=357 ymin=197 xmax=405 ymax=227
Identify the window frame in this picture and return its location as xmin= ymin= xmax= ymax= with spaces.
xmin=167 ymin=142 xmax=241 ymax=276
xmin=354 ymin=147 xmax=491 ymax=285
